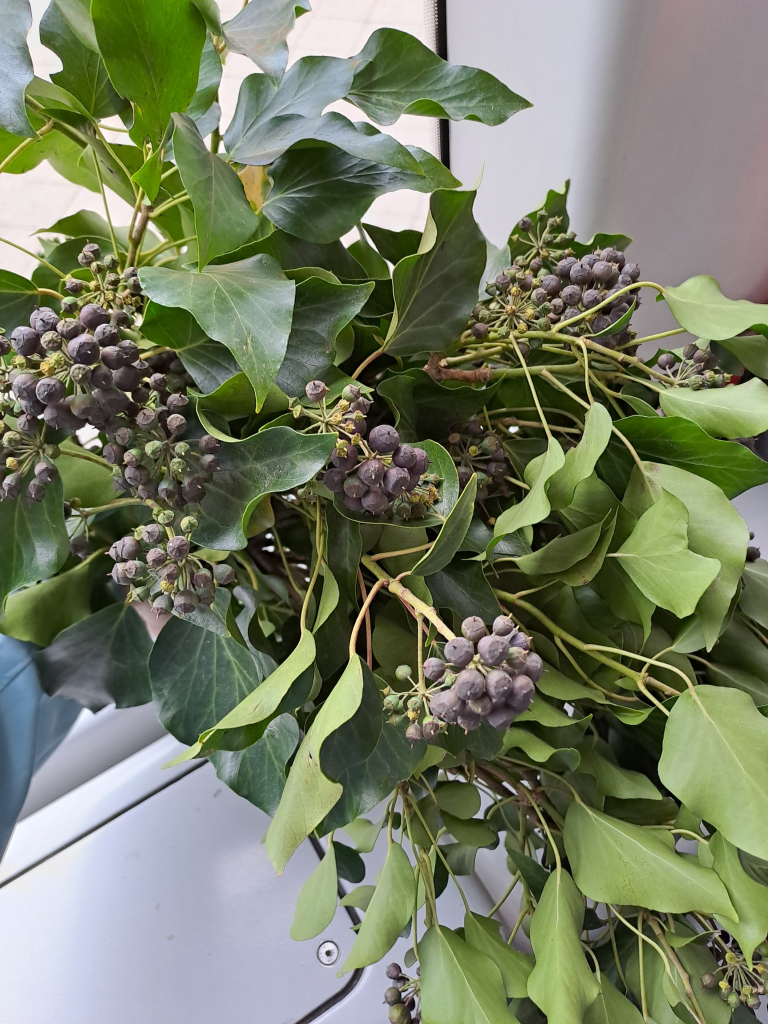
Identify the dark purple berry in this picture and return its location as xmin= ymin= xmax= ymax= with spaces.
xmin=368 ymin=424 xmax=400 ymax=454
xmin=461 ymin=616 xmax=487 ymax=642
xmin=344 ymin=475 xmax=367 ymax=499
xmin=67 ymin=334 xmax=100 ymax=364
xmin=423 ymin=657 xmax=446 ymax=682
xmin=383 ymin=466 xmax=409 ymax=496
xmin=80 ymin=303 xmax=110 ymax=330
xmin=477 ymin=634 xmax=510 ymax=666
xmin=454 ymin=668 xmax=485 ymax=701
xmin=323 ymin=468 xmax=347 ymax=492
xmin=358 ymin=459 xmax=385 ymax=487
xmin=94 ymin=323 xmax=120 ymax=347
xmin=331 ymin=444 xmax=358 ymax=471
xmin=443 ymin=636 xmax=474 ymax=668
xmin=30 ymin=307 xmax=59 ymax=334
xmin=429 ymin=689 xmax=464 ymax=724
xmin=11 ymin=326 xmax=40 ymax=356
xmin=199 ymin=434 xmax=221 ymax=455
xmin=392 ymin=445 xmax=416 ymax=469
xmin=361 ymin=487 xmax=389 ymax=514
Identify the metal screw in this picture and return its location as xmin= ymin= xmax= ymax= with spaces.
xmin=317 ymin=940 xmax=339 ymax=966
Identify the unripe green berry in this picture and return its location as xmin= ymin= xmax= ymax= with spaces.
xmin=174 ymin=442 xmax=190 ymax=457
xmin=180 ymin=515 xmax=198 ymax=533
xmin=395 ymin=664 xmax=412 ymax=681
xmin=145 ymin=440 xmax=163 ymax=458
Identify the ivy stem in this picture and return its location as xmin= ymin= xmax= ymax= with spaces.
xmin=127 ymin=202 xmax=151 ymax=268
xmin=351 ymin=340 xmax=386 ymax=380
xmin=139 ymin=235 xmax=196 ymax=263
xmin=408 ymin=790 xmax=471 ymax=914
xmin=349 ymin=577 xmax=386 ymax=660
xmin=647 ymin=916 xmax=706 ymax=1024
xmin=63 ymin=447 xmax=111 ymax=469
xmin=368 ymin=542 xmax=433 ymax=562
xmin=299 ymin=500 xmax=324 ymax=632
xmin=0 ymin=236 xmax=66 ymax=278
xmin=80 ymin=497 xmax=145 ymax=516
xmin=354 ymin=568 xmax=377 ymax=667
xmin=488 ymin=871 xmax=521 ymax=918
xmin=513 ymin=340 xmax=551 ymax=440
xmin=361 ymin=554 xmax=455 ymax=639
xmin=92 ymin=151 xmax=120 ymax=265
xmin=37 ymin=288 xmax=64 ymax=300
xmin=0 ymin=120 xmax=54 ymax=174
xmin=150 ymin=192 xmax=189 ymax=219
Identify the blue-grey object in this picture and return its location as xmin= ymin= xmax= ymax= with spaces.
xmin=0 ymin=635 xmax=80 ymax=858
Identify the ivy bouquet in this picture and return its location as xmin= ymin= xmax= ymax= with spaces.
xmin=3 ymin=2 xmax=768 ymax=1022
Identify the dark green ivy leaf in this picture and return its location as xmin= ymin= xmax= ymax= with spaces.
xmin=209 ymin=713 xmax=299 ymax=816
xmin=139 ymin=255 xmax=296 ymax=410
xmin=92 ymin=0 xmax=206 ymax=147
xmin=377 ymin=369 xmax=499 ymax=443
xmin=35 ymin=603 xmax=153 ymax=712
xmin=223 ymin=0 xmax=310 ymax=86
xmin=0 ymin=0 xmax=35 ymax=137
xmin=0 ymin=270 xmax=40 ymax=335
xmin=362 ymin=223 xmax=422 ymax=265
xmin=385 ymin=189 xmax=486 ymax=357
xmin=263 ymin=142 xmax=458 ymax=244
xmin=0 ymin=476 xmax=69 ymax=608
xmin=194 ymin=427 xmax=335 ymax=550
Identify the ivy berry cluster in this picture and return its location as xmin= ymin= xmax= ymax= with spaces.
xmin=426 ymin=615 xmax=540 ymax=733
xmin=655 ymin=342 xmax=731 ymax=390
xmin=383 ymin=962 xmax=420 ymax=1024
xmin=447 ymin=417 xmax=509 ymax=501
xmin=108 ymin=518 xmax=235 ymax=617
xmin=300 ymin=381 xmax=437 ymax=518
xmin=60 ymin=241 xmax=144 ymax=320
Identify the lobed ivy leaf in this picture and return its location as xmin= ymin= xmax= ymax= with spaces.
xmin=419 ymin=925 xmax=517 ymax=1024
xmin=92 ymin=0 xmax=206 ymax=148
xmin=139 ymin=255 xmax=296 ymax=410
xmin=191 ymin=427 xmax=335 ymax=550
xmin=40 ymin=1 xmax=125 ymax=119
xmin=385 ymin=189 xmax=486 ymax=357
xmin=363 ymin=223 xmax=421 ymax=265
xmin=527 ymin=869 xmax=601 ymax=1024
xmin=266 ymin=654 xmax=372 ymax=872
xmin=563 ymin=802 xmax=736 ymax=916
xmin=662 ymin=275 xmax=768 ymax=340
xmin=263 ymin=143 xmax=458 ymax=244
xmin=339 ymin=841 xmax=415 ymax=973
xmin=659 ymin=377 xmax=768 ymax=439
xmin=35 ymin=603 xmax=153 ymax=712
xmin=172 ymin=114 xmax=259 ymax=269
xmin=0 ymin=477 xmax=68 ymax=609
xmin=149 ymin=609 xmax=271 ymax=745
xmin=613 ymin=490 xmax=721 ymax=618
xmin=0 ymin=0 xmax=35 ymax=138
xmin=52 ymin=0 xmax=98 ymax=51
xmin=290 ymin=842 xmax=338 ymax=942
xmin=275 ymin=276 xmax=372 ymax=397
xmin=378 ymin=369 xmax=498 ymax=443
xmin=347 ymin=28 xmax=531 ymax=126
xmin=659 ymin=685 xmax=768 ymax=860
xmin=223 ymin=0 xmax=311 ymax=86
xmin=615 ymin=414 xmax=768 ymax=498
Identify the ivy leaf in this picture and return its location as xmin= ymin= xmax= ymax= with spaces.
xmin=290 ymin=842 xmax=338 ymax=941
xmin=363 ymin=223 xmax=421 ymax=265
xmin=584 ymin=975 xmax=644 ymax=1024
xmin=347 ymin=28 xmax=531 ymax=126
xmin=190 ymin=0 xmax=221 ymax=34
xmin=502 ymin=726 xmax=580 ymax=773
xmin=0 ymin=270 xmax=41 ymax=335
xmin=339 ymin=842 xmax=415 ymax=973
xmin=0 ymin=0 xmax=35 ymax=137
xmin=419 ymin=926 xmax=517 ymax=1024
xmin=223 ymin=0 xmax=311 ymax=86
xmin=139 ymin=255 xmax=296 ymax=410
xmin=385 ymin=189 xmax=486 ymax=357
xmin=659 ymin=378 xmax=768 ymax=439
xmin=275 ymin=276 xmax=372 ymax=397
xmin=266 ymin=654 xmax=372 ymax=872
xmin=741 ymin=559 xmax=768 ymax=630
xmin=211 ymin=714 xmax=299 ymax=815
xmin=613 ymin=490 xmax=720 ymax=618
xmin=319 ymin=654 xmax=382 ymax=784
xmin=575 ymin=741 xmax=662 ymax=801
xmin=527 ymin=869 xmax=601 ymax=1024
xmin=263 ymin=143 xmax=458 ymax=244
xmin=617 ymin=414 xmax=768 ymax=499
xmin=412 ymin=477 xmax=477 ymax=576
xmin=149 ymin=612 xmax=271 ymax=745
xmin=34 ymin=603 xmax=153 ymax=712
xmin=40 ymin=1 xmax=125 ymax=119
xmin=547 ymin=403 xmax=612 ymax=510
xmin=378 ymin=370 xmax=498 ymax=443
xmin=52 ymin=0 xmax=98 ymax=51
xmin=563 ymin=802 xmax=736 ymax=916
xmin=171 ymin=114 xmax=259 ymax=269
xmin=187 ymin=36 xmax=222 ymax=121
xmin=705 ymin=832 xmax=768 ymax=968
xmin=434 ymin=781 xmax=481 ymax=819
xmin=659 ymin=685 xmax=768 ymax=860
xmin=0 ymin=554 xmax=96 ymax=646
xmin=191 ymin=427 xmax=335 ymax=550
xmin=92 ymin=0 xmax=206 ymax=148
xmin=463 ymin=913 xmax=533 ymax=1000
xmin=493 ymin=437 xmax=566 ymax=542
xmin=319 ymin=723 xmax=424 ymax=833
xmin=0 ymin=477 xmax=68 ymax=608
xmin=427 ymin=556 xmax=500 ymax=626
xmin=639 ymin=463 xmax=748 ymax=651
xmin=513 ymin=519 xmax=605 ymax=578
xmin=716 ymin=333 xmax=768 ymax=378
xmin=662 ymin=275 xmax=768 ymax=339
